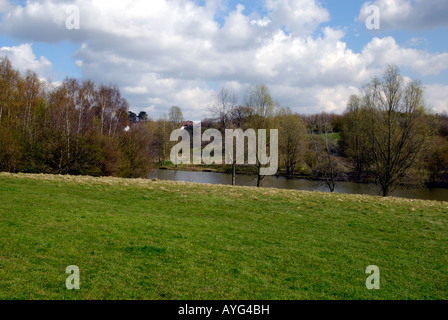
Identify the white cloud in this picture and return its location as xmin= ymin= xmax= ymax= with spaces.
xmin=124 ymin=86 xmax=148 ymax=95
xmin=265 ymin=0 xmax=330 ymax=35
xmin=251 ymin=17 xmax=271 ymax=28
xmin=403 ymin=37 xmax=428 ymax=48
xmin=361 ymin=37 xmax=448 ymax=76
xmin=0 ymin=0 xmax=446 ymax=118
xmin=0 ymin=0 xmax=11 ymax=13
xmin=0 ymin=43 xmax=52 ymax=75
xmin=359 ymin=0 xmax=448 ymax=30
xmin=425 ymin=84 xmax=448 ymax=114
xmin=145 ymin=105 xmax=156 ymax=113
xmin=316 ymin=86 xmax=360 ymax=114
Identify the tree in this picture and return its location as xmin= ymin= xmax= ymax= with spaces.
xmin=138 ymin=111 xmax=148 ymax=122
xmin=0 ymin=58 xmax=156 ymax=178
xmin=210 ymin=87 xmax=238 ymax=130
xmin=341 ymin=95 xmax=372 ymax=180
xmin=245 ymin=84 xmax=276 ymax=187
xmin=168 ymin=106 xmax=183 ymax=126
xmin=0 ymin=57 xmax=22 ymax=172
xmin=437 ymin=113 xmax=448 ymax=137
xmin=75 ymin=80 xmax=94 ymax=134
xmin=229 ymin=105 xmax=253 ymax=129
xmin=0 ymin=57 xmax=21 ymax=127
xmin=277 ymin=108 xmax=308 ymax=176
xmin=306 ymin=112 xmax=343 ymax=193
xmin=361 ymin=65 xmax=432 ymax=196
xmin=128 ymin=111 xmax=137 ymax=124
xmin=245 ymin=84 xmax=275 ymax=121
xmin=209 ymin=87 xmax=239 ymax=185
xmin=119 ymin=122 xmax=154 ymax=178
xmin=152 ymin=117 xmax=175 ymax=164
xmin=425 ymin=136 xmax=448 ymax=184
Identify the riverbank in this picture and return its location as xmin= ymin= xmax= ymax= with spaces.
xmin=157 ymin=163 xmax=448 ymax=187
xmin=0 ymin=172 xmax=447 ymax=299
xmin=153 ymin=164 xmax=448 ymax=202
xmin=158 ymin=163 xmax=350 ymax=183
xmin=150 ymin=169 xmax=448 ymax=201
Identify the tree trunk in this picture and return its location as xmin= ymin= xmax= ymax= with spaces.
xmin=100 ymin=104 xmax=105 ymax=135
xmin=65 ymin=106 xmax=71 ymax=164
xmin=257 ymin=164 xmax=264 ymax=187
xmin=232 ymin=161 xmax=236 ymax=186
xmin=382 ymin=184 xmax=389 ymax=197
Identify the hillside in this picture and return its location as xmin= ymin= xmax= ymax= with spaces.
xmin=0 ymin=173 xmax=446 ymax=300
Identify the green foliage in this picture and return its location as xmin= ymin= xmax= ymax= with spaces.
xmin=0 ymin=57 xmax=154 ymax=178
xmin=276 ymin=109 xmax=308 ymax=176
xmin=425 ymin=136 xmax=448 ymax=184
xmin=340 ymin=96 xmax=373 ymax=180
xmin=168 ymin=106 xmax=184 ymax=125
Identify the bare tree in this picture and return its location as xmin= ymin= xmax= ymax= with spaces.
xmin=307 ymin=112 xmax=342 ymax=193
xmin=209 ymin=87 xmax=238 ymax=130
xmin=363 ymin=65 xmax=432 ymax=196
xmin=209 ymin=87 xmax=239 ymax=184
xmin=168 ymin=106 xmax=184 ymax=126
xmin=245 ymin=84 xmax=276 ymax=187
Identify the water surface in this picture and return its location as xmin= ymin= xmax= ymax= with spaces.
xmin=148 ymin=170 xmax=448 ymax=202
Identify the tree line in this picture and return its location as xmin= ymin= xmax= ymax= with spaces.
xmin=1 ymin=57 xmax=447 ymax=196
xmin=0 ymin=57 xmax=157 ymax=178
xmin=201 ymin=66 xmax=448 ymax=196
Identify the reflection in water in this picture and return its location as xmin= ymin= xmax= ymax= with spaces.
xmin=148 ymin=170 xmax=448 ymax=202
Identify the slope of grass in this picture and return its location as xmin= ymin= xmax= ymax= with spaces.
xmin=0 ymin=172 xmax=447 ymax=300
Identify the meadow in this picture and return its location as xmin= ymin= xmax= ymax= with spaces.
xmin=0 ymin=173 xmax=446 ymax=300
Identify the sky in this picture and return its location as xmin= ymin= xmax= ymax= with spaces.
xmin=0 ymin=0 xmax=447 ymax=121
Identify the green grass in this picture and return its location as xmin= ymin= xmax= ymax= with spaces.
xmin=315 ymin=132 xmax=341 ymax=143
xmin=0 ymin=172 xmax=447 ymax=300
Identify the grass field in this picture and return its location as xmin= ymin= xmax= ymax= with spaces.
xmin=0 ymin=172 xmax=447 ymax=300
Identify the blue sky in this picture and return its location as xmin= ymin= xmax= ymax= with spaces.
xmin=0 ymin=0 xmax=447 ymax=119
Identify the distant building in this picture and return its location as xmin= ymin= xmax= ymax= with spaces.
xmin=181 ymin=121 xmax=194 ymax=128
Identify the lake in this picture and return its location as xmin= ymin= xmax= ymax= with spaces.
xmin=148 ymin=169 xmax=448 ymax=202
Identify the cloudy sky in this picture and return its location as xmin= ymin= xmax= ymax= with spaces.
xmin=0 ymin=0 xmax=447 ymax=120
